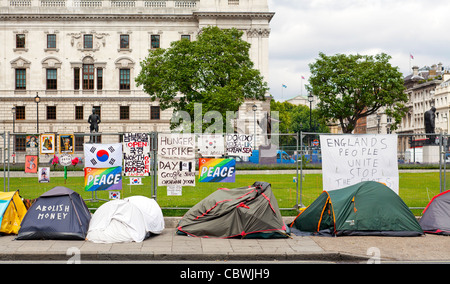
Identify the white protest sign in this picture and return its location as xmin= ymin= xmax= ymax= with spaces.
xmin=198 ymin=134 xmax=224 ymax=157
xmin=123 ymin=133 xmax=150 ymax=176
xmin=225 ymin=134 xmax=253 ymax=157
xmin=320 ymin=134 xmax=399 ymax=194
xmin=157 ymin=134 xmax=195 ymax=187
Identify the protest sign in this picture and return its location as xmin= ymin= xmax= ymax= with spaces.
xmin=320 ymin=134 xmax=399 ymax=194
xmin=199 ymin=158 xmax=236 ymax=183
xmin=198 ymin=134 xmax=224 ymax=157
xmin=225 ymin=134 xmax=253 ymax=157
xmin=123 ymin=133 xmax=150 ymax=176
xmin=157 ymin=134 xmax=195 ymax=187
xmin=84 ymin=167 xmax=122 ymax=191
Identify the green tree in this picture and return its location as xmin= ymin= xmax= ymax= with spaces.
xmin=307 ymin=52 xmax=407 ymax=133
xmin=270 ymin=100 xmax=329 ymax=145
xmin=136 ymin=26 xmax=269 ymax=132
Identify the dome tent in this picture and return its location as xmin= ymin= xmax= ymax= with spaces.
xmin=86 ymin=196 xmax=164 ymax=243
xmin=0 ymin=190 xmax=27 ymax=235
xmin=290 ymin=181 xmax=423 ymax=237
xmin=177 ymin=181 xmax=289 ymax=239
xmin=419 ymin=190 xmax=450 ymax=235
xmin=17 ymin=186 xmax=91 ymax=240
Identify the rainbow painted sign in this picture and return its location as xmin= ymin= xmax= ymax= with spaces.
xmin=199 ymin=158 xmax=236 ymax=183
xmin=84 ymin=167 xmax=122 ymax=191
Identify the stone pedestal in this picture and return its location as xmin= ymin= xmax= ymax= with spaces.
xmin=423 ymin=145 xmax=440 ymax=164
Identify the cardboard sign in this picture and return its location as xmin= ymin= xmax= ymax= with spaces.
xmin=225 ymin=134 xmax=253 ymax=157
xmin=157 ymin=134 xmax=195 ymax=187
xmin=199 ymin=158 xmax=236 ymax=183
xmin=123 ymin=133 xmax=150 ymax=176
xmin=320 ymin=134 xmax=399 ymax=194
xmin=198 ymin=134 xmax=224 ymax=157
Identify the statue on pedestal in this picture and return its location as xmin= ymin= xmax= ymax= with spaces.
xmin=88 ymin=108 xmax=101 ymax=143
xmin=424 ymin=106 xmax=436 ymax=145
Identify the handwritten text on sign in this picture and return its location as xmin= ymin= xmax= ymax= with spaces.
xmin=320 ymin=135 xmax=399 ymax=194
xmin=157 ymin=134 xmax=195 ymax=187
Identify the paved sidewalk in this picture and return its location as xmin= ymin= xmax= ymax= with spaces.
xmin=0 ymin=218 xmax=449 ymax=263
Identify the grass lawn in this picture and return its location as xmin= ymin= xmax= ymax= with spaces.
xmin=1 ymin=171 xmax=443 ymax=216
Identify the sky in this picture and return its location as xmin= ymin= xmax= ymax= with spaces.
xmin=267 ymin=0 xmax=450 ymax=102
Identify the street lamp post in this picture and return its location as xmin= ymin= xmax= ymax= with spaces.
xmin=252 ymin=104 xmax=257 ymax=146
xmin=35 ymin=93 xmax=40 ymax=134
xmin=11 ymin=107 xmax=16 ymax=163
xmin=307 ymin=93 xmax=314 ymax=156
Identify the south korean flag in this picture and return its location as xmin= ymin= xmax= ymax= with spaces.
xmin=84 ymin=143 xmax=122 ymax=168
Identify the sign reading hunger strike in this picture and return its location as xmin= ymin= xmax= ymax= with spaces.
xmin=157 ymin=133 xmax=195 ymax=187
xmin=123 ymin=133 xmax=150 ymax=176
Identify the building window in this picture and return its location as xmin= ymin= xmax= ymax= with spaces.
xmin=120 ymin=106 xmax=130 ymax=120
xmin=15 ymin=69 xmax=26 ymax=90
xmin=16 ymin=34 xmax=25 ymax=48
xmin=97 ymin=68 xmax=103 ymax=90
xmin=47 ymin=34 xmax=56 ymax=48
xmin=74 ymin=68 xmax=80 ymax=90
xmin=151 ymin=35 xmax=160 ymax=49
xmin=120 ymin=35 xmax=129 ymax=49
xmin=181 ymin=35 xmax=191 ymax=41
xmin=83 ymin=64 xmax=94 ymax=90
xmin=16 ymin=106 xmax=25 ymax=120
xmin=120 ymin=69 xmax=130 ymax=90
xmin=75 ymin=106 xmax=83 ymax=120
xmin=46 ymin=69 xmax=57 ymax=90
xmin=75 ymin=136 xmax=84 ymax=152
xmin=84 ymin=34 xmax=93 ymax=49
xmin=47 ymin=106 xmax=56 ymax=120
xmin=15 ymin=136 xmax=26 ymax=152
xmin=151 ymin=106 xmax=160 ymax=120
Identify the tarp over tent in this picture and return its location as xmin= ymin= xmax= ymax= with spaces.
xmin=86 ymin=196 xmax=164 ymax=243
xmin=0 ymin=190 xmax=27 ymax=235
xmin=419 ymin=190 xmax=450 ymax=235
xmin=176 ymin=181 xmax=289 ymax=239
xmin=290 ymin=181 xmax=423 ymax=237
xmin=17 ymin=186 xmax=91 ymax=240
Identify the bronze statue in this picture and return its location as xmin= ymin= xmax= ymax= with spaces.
xmin=88 ymin=108 xmax=101 ymax=143
xmin=424 ymin=106 xmax=436 ymax=145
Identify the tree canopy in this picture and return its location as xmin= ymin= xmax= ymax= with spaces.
xmin=307 ymin=52 xmax=407 ymax=133
xmin=136 ymin=26 xmax=269 ymax=132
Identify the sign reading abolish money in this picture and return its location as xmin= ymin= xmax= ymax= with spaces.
xmin=123 ymin=133 xmax=150 ymax=176
xmin=157 ymin=134 xmax=195 ymax=187
xmin=320 ymin=134 xmax=399 ymax=194
xmin=199 ymin=158 xmax=236 ymax=183
xmin=225 ymin=134 xmax=253 ymax=157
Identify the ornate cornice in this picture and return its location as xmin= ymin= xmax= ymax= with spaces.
xmin=0 ymin=11 xmax=275 ymax=22
xmin=0 ymin=13 xmax=196 ymax=21
xmin=194 ymin=11 xmax=275 ymax=21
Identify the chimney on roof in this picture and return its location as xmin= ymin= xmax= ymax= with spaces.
xmin=412 ymin=66 xmax=419 ymax=76
xmin=430 ymin=64 xmax=437 ymax=76
xmin=438 ymin=62 xmax=443 ymax=71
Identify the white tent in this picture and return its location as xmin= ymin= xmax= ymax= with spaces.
xmin=86 ymin=196 xmax=165 ymax=243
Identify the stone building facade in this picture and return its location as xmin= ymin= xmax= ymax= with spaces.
xmin=0 ymin=0 xmax=274 ymax=161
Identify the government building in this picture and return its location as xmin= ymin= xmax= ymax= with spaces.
xmin=0 ymin=0 xmax=274 ymax=162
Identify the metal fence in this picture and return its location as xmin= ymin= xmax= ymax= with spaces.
xmin=1 ymin=131 xmax=448 ymax=213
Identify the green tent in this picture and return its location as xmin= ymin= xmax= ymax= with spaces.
xmin=290 ymin=181 xmax=423 ymax=237
xmin=177 ymin=181 xmax=289 ymax=239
